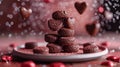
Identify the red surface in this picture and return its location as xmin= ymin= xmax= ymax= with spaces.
xmin=0 ymin=33 xmax=120 ymax=67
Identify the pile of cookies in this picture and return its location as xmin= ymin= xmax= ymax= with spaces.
xmin=45 ymin=11 xmax=80 ymax=53
xmin=23 ymin=41 xmax=99 ymax=54
xmin=22 ymin=11 xmax=100 ymax=54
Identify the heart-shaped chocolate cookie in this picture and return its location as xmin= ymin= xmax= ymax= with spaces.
xmin=48 ymin=19 xmax=63 ymax=31
xmin=74 ymin=2 xmax=87 ymax=14
xmin=52 ymin=11 xmax=68 ymax=20
xmin=20 ymin=7 xmax=32 ymax=20
xmin=85 ymin=22 xmax=100 ymax=36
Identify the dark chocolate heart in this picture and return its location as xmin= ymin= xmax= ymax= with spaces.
xmin=85 ymin=22 xmax=100 ymax=36
xmin=20 ymin=7 xmax=32 ymax=20
xmin=74 ymin=2 xmax=87 ymax=14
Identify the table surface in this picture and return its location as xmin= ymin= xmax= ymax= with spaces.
xmin=0 ymin=33 xmax=120 ymax=67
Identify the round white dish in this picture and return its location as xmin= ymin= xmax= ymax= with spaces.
xmin=12 ymin=42 xmax=108 ymax=62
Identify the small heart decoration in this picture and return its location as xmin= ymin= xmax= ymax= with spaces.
xmin=85 ymin=22 xmax=100 ymax=36
xmin=20 ymin=7 xmax=32 ymax=20
xmin=74 ymin=2 xmax=87 ymax=14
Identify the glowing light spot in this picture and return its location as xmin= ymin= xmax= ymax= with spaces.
xmin=98 ymin=6 xmax=104 ymax=13
xmin=44 ymin=0 xmax=54 ymax=3
xmin=104 ymin=11 xmax=113 ymax=20
xmin=7 ymin=14 xmax=13 ymax=19
xmin=0 ymin=11 xmax=3 ymax=16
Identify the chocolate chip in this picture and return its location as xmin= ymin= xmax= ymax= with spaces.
xmin=52 ymin=11 xmax=68 ymax=20
xmin=45 ymin=34 xmax=58 ymax=43
xmin=85 ymin=22 xmax=100 ymax=36
xmin=58 ymin=28 xmax=75 ymax=37
xmin=74 ymin=2 xmax=87 ymax=14
xmin=20 ymin=7 xmax=32 ymax=20
xmin=47 ymin=43 xmax=63 ymax=53
xmin=48 ymin=19 xmax=63 ymax=31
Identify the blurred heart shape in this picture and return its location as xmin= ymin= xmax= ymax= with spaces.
xmin=74 ymin=2 xmax=87 ymax=14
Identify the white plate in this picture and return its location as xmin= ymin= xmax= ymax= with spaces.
xmin=12 ymin=42 xmax=108 ymax=62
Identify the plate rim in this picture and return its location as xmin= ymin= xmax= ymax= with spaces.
xmin=12 ymin=43 xmax=108 ymax=62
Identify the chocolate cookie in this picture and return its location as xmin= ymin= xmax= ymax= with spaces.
xmin=58 ymin=28 xmax=75 ymax=37
xmin=52 ymin=11 xmax=68 ymax=20
xmin=48 ymin=19 xmax=63 ymax=31
xmin=63 ymin=17 xmax=75 ymax=29
xmin=83 ymin=42 xmax=95 ymax=47
xmin=47 ymin=43 xmax=63 ymax=53
xmin=63 ymin=44 xmax=80 ymax=52
xmin=33 ymin=46 xmax=49 ymax=54
xmin=58 ymin=37 xmax=75 ymax=46
xmin=45 ymin=34 xmax=58 ymax=43
xmin=83 ymin=45 xmax=99 ymax=53
xmin=25 ymin=42 xmax=38 ymax=49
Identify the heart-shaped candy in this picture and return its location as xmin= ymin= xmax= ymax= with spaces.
xmin=74 ymin=2 xmax=87 ymax=14
xmin=85 ymin=22 xmax=100 ymax=36
xmin=20 ymin=7 xmax=32 ymax=20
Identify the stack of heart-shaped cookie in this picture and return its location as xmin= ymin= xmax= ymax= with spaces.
xmin=45 ymin=11 xmax=80 ymax=53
